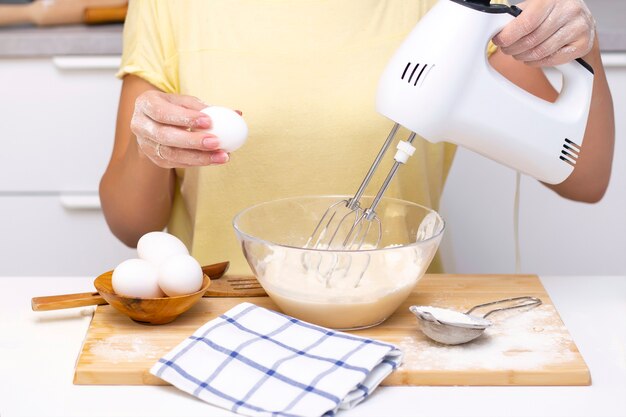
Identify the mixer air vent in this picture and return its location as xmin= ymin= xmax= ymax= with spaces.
xmin=559 ymin=138 xmax=581 ymax=167
xmin=401 ymin=62 xmax=431 ymax=86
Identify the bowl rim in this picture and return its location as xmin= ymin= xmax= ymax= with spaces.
xmin=232 ymin=194 xmax=446 ymax=253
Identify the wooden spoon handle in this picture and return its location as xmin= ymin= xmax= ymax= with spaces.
xmin=31 ymin=292 xmax=107 ymax=311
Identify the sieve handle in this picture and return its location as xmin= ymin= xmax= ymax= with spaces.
xmin=466 ymin=296 xmax=542 ymax=319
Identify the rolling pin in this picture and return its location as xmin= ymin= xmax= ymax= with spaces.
xmin=83 ymin=3 xmax=127 ymax=25
xmin=0 ymin=0 xmax=127 ymax=27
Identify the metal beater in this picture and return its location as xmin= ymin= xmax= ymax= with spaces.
xmin=305 ymin=123 xmax=417 ymax=252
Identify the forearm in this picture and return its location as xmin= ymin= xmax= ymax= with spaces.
xmin=100 ymin=74 xmax=226 ymax=246
xmin=100 ymin=75 xmax=182 ymax=247
xmin=491 ymin=0 xmax=616 ymax=202
xmin=100 ymin=142 xmax=175 ymax=247
xmin=547 ymin=37 xmax=615 ymax=202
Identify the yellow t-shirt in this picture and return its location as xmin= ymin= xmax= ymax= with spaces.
xmin=118 ymin=0 xmax=500 ymax=274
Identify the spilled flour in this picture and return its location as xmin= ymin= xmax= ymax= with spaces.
xmin=90 ymin=335 xmax=162 ymax=363
xmin=401 ymin=304 xmax=578 ymax=370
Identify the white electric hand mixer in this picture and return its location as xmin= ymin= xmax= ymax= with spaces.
xmin=306 ymin=0 xmax=594 ymax=254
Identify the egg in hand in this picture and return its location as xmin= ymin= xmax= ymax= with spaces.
xmin=200 ymin=106 xmax=248 ymax=153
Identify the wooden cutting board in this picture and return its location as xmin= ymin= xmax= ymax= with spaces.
xmin=74 ymin=274 xmax=590 ymax=386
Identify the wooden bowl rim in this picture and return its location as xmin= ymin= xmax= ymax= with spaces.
xmin=94 ymin=270 xmax=211 ymax=301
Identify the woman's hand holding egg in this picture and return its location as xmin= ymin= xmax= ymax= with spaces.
xmin=112 ymin=232 xmax=204 ymax=299
xmin=198 ymin=106 xmax=249 ymax=153
xmin=131 ymin=91 xmax=247 ymax=168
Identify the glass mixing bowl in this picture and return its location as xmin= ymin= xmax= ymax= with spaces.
xmin=233 ymin=195 xmax=445 ymax=330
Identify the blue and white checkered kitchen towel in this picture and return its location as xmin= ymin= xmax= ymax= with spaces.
xmin=150 ymin=302 xmax=402 ymax=417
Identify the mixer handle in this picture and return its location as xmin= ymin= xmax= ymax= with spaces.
xmin=505 ymin=4 xmax=594 ymax=75
xmin=483 ymin=3 xmax=595 ymax=119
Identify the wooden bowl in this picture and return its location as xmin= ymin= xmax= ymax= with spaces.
xmin=94 ymin=271 xmax=211 ymax=325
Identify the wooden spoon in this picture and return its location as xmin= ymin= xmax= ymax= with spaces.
xmin=204 ymin=275 xmax=266 ymax=297
xmin=32 ymin=261 xmax=232 ymax=312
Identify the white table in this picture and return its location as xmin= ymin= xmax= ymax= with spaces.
xmin=1 ymin=276 xmax=625 ymax=417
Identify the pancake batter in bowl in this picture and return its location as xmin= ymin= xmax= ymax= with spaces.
xmin=253 ymin=242 xmax=438 ymax=330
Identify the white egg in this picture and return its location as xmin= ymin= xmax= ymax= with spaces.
xmin=137 ymin=232 xmax=189 ymax=267
xmin=200 ymin=106 xmax=248 ymax=153
xmin=112 ymin=258 xmax=164 ymax=298
xmin=158 ymin=254 xmax=204 ymax=296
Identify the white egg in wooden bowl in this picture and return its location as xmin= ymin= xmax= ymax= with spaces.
xmin=98 ymin=232 xmax=211 ymax=324
xmin=158 ymin=254 xmax=204 ymax=297
xmin=30 ymin=232 xmax=230 ymax=324
xmin=95 ymin=271 xmax=210 ymax=325
xmin=111 ymin=258 xmax=164 ymax=298
xmin=137 ymin=231 xmax=189 ymax=267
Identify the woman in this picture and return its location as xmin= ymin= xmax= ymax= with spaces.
xmin=100 ymin=0 xmax=614 ymax=274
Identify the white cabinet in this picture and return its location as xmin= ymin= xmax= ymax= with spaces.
xmin=0 ymin=56 xmax=121 ymax=191
xmin=0 ymin=195 xmax=134 ymax=276
xmin=0 ymin=56 xmax=135 ymax=276
xmin=440 ymin=53 xmax=626 ymax=275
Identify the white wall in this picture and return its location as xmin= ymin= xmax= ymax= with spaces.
xmin=439 ymin=53 xmax=626 ymax=275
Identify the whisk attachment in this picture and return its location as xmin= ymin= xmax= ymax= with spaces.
xmin=303 ymin=123 xmax=418 ymax=286
xmin=305 ymin=123 xmax=400 ymax=251
xmin=339 ymin=132 xmax=417 ymax=252
xmin=348 ymin=123 xmax=401 ymax=211
xmin=341 ymin=208 xmax=382 ymax=250
xmin=304 ymin=199 xmax=360 ymax=251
